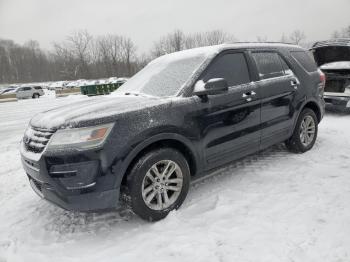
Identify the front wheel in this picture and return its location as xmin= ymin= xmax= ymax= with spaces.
xmin=32 ymin=93 xmax=40 ymax=99
xmin=126 ymin=148 xmax=190 ymax=221
xmin=285 ymin=108 xmax=318 ymax=153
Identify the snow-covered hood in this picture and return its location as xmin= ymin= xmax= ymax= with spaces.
xmin=30 ymin=95 xmax=169 ymax=130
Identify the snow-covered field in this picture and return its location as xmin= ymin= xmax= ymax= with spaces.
xmin=0 ymin=96 xmax=350 ymax=262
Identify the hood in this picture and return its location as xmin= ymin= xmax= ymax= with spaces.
xmin=30 ymin=95 xmax=169 ymax=130
xmin=311 ymin=39 xmax=350 ymax=67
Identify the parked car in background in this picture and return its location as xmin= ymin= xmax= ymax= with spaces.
xmin=21 ymin=43 xmax=325 ymax=221
xmin=66 ymin=79 xmax=87 ymax=89
xmin=16 ymin=86 xmax=44 ymax=99
xmin=108 ymin=77 xmax=128 ymax=85
xmin=47 ymin=81 xmax=68 ymax=90
xmin=311 ymin=38 xmax=350 ymax=111
xmin=0 ymin=86 xmax=17 ymax=95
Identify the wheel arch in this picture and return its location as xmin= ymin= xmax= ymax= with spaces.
xmin=302 ymin=100 xmax=322 ymax=123
xmin=118 ymin=134 xmax=199 ymax=187
xmin=289 ymin=98 xmax=323 ymax=138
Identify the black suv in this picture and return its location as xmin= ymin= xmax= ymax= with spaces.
xmin=20 ymin=43 xmax=325 ymax=221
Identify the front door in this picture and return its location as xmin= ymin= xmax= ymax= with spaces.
xmin=16 ymin=87 xmax=26 ymax=99
xmin=193 ymin=51 xmax=261 ymax=170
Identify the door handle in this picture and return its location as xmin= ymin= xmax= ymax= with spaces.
xmin=242 ymin=91 xmax=256 ymax=97
xmin=290 ymin=79 xmax=299 ymax=90
xmin=242 ymin=91 xmax=256 ymax=102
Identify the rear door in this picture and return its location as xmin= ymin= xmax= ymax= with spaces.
xmin=193 ymin=51 xmax=261 ymax=169
xmin=250 ymin=51 xmax=300 ymax=149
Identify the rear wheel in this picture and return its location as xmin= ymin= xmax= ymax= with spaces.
xmin=126 ymin=148 xmax=190 ymax=221
xmin=285 ymin=108 xmax=318 ymax=153
xmin=32 ymin=93 xmax=40 ymax=99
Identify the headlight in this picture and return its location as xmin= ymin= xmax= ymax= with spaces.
xmin=48 ymin=123 xmax=114 ymax=150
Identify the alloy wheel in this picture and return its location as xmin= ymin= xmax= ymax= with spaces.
xmin=141 ymin=160 xmax=183 ymax=211
xmin=299 ymin=115 xmax=316 ymax=147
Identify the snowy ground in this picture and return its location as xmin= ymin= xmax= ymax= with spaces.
xmin=0 ymin=96 xmax=350 ymax=262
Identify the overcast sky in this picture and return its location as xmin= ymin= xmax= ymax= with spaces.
xmin=0 ymin=0 xmax=349 ymax=53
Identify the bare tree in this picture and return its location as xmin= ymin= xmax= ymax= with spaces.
xmin=94 ymin=35 xmax=137 ymax=77
xmin=256 ymin=36 xmax=268 ymax=42
xmin=152 ymin=29 xmax=236 ymax=58
xmin=151 ymin=29 xmax=185 ymax=57
xmin=280 ymin=34 xmax=289 ymax=43
xmin=289 ymin=30 xmax=306 ymax=45
xmin=332 ymin=25 xmax=350 ymax=38
xmin=66 ymin=30 xmax=93 ymax=78
xmin=96 ymin=35 xmax=120 ymax=76
xmin=185 ymin=30 xmax=236 ymax=49
xmin=120 ymin=37 xmax=137 ymax=76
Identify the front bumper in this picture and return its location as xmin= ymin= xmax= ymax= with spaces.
xmin=324 ymin=94 xmax=350 ymax=112
xmin=21 ymin=142 xmax=120 ymax=212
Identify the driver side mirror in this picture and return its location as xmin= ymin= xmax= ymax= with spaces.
xmin=193 ymin=78 xmax=228 ymax=97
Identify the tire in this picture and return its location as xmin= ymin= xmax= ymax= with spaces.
xmin=32 ymin=93 xmax=40 ymax=99
xmin=126 ymin=148 xmax=190 ymax=221
xmin=285 ymin=108 xmax=318 ymax=153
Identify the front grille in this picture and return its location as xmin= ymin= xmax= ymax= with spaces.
xmin=24 ymin=127 xmax=55 ymax=153
xmin=31 ymin=178 xmax=42 ymax=192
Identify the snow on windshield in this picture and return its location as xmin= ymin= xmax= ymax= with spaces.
xmin=113 ymin=46 xmax=219 ymax=97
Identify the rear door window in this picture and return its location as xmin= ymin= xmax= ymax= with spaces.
xmin=279 ymin=57 xmax=294 ymax=76
xmin=251 ymin=52 xmax=284 ymax=80
xmin=291 ymin=51 xmax=317 ymax=72
xmin=203 ymin=53 xmax=251 ymax=87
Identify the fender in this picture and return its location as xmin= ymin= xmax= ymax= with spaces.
xmin=291 ymin=96 xmax=323 ymax=133
xmin=110 ymin=132 xmax=201 ymax=188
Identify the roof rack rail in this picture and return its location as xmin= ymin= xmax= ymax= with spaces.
xmin=228 ymin=41 xmax=295 ymax=45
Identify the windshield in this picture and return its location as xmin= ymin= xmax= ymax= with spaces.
xmin=114 ymin=51 xmax=208 ymax=97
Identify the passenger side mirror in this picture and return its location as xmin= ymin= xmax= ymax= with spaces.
xmin=193 ymin=78 xmax=228 ymax=97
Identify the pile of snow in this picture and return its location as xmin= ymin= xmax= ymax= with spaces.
xmin=0 ymin=98 xmax=350 ymax=261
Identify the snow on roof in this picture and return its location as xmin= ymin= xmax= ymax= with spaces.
xmin=152 ymin=42 xmax=300 ymax=63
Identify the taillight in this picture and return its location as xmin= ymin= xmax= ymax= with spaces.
xmin=318 ymin=69 xmax=326 ymax=96
xmin=318 ymin=69 xmax=326 ymax=87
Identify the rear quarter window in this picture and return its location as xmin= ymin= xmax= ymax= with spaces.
xmin=291 ymin=51 xmax=317 ymax=72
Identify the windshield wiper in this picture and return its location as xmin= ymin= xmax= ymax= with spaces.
xmin=124 ymin=92 xmax=156 ymax=98
xmin=124 ymin=92 xmax=142 ymax=96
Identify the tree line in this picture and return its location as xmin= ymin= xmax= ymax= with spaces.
xmin=1 ymin=26 xmax=349 ymax=85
